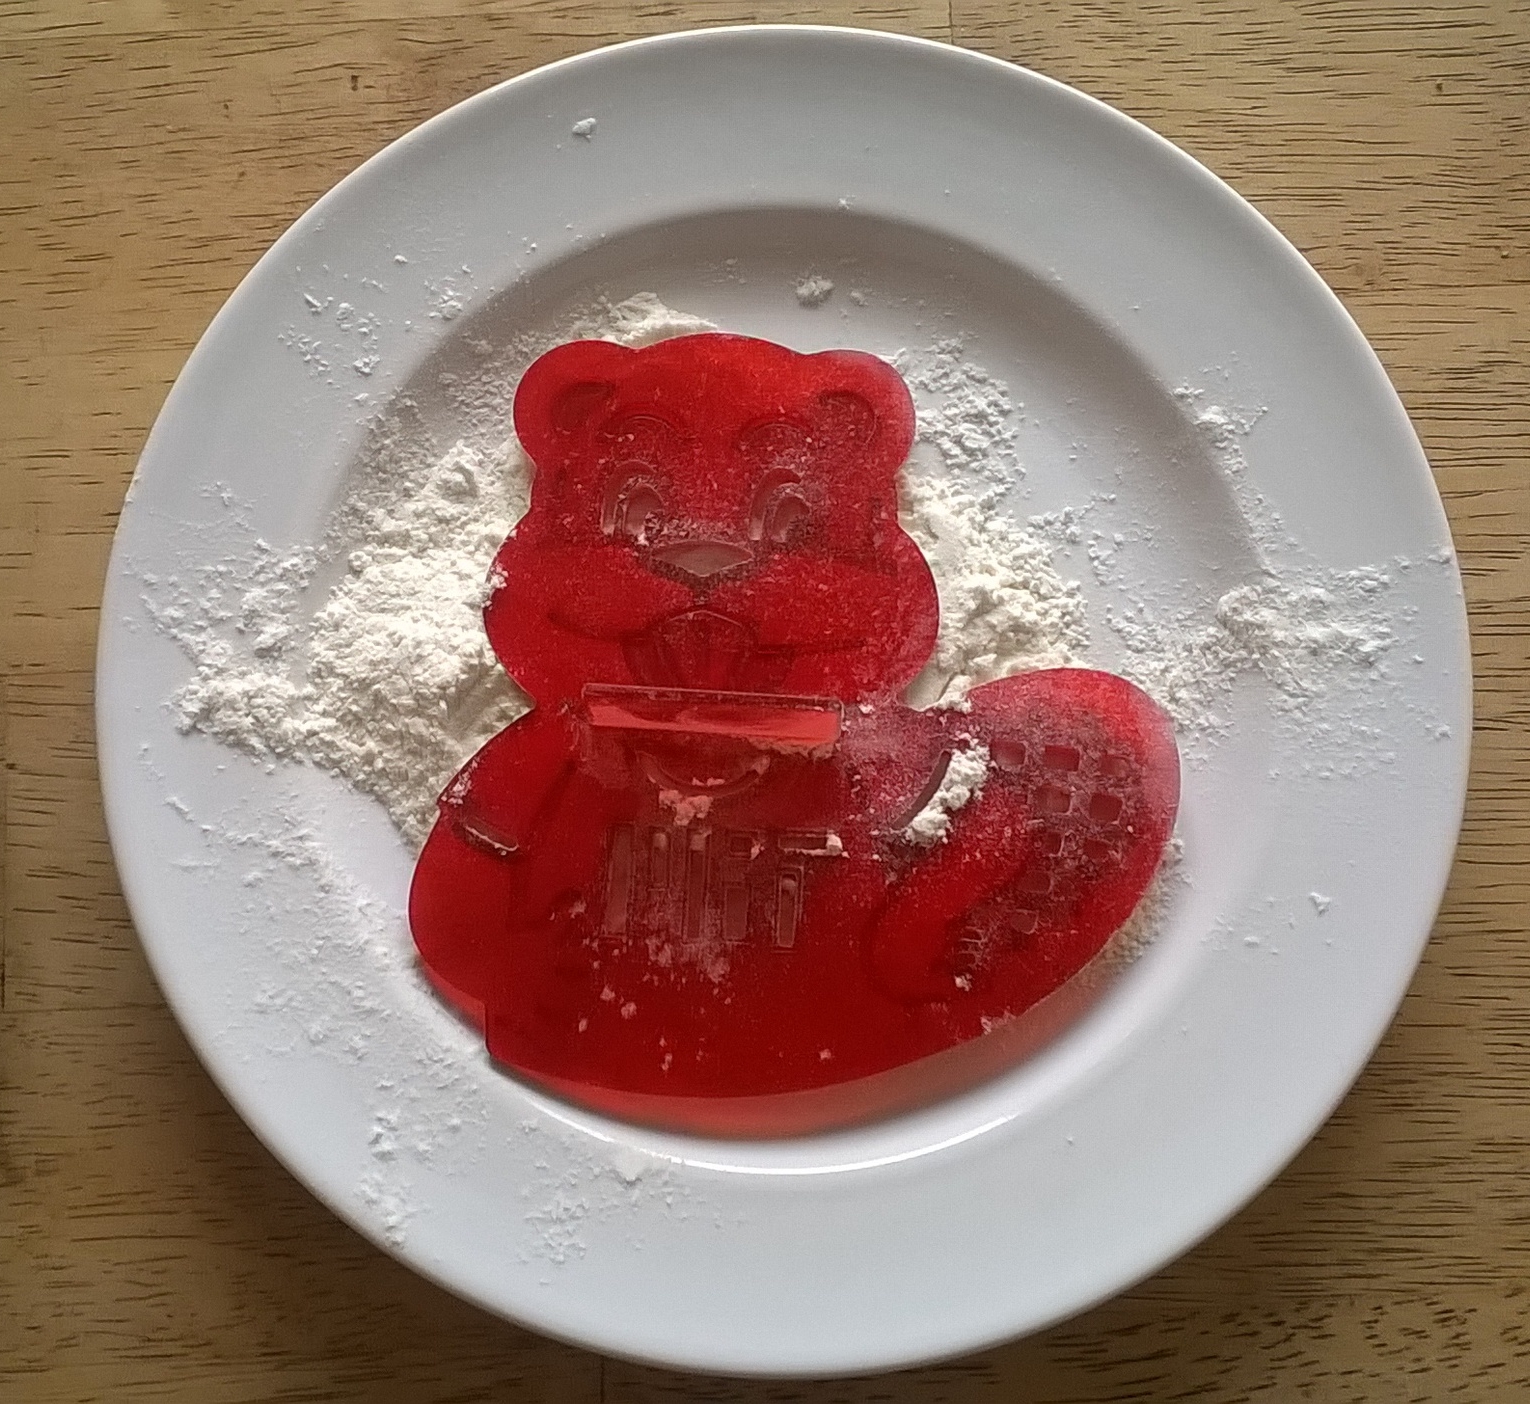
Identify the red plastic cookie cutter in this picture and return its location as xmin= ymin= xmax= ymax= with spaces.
xmin=408 ymin=333 xmax=1179 ymax=1131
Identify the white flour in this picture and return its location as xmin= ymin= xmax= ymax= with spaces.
xmin=903 ymin=742 xmax=990 ymax=846
xmin=894 ymin=338 xmax=1021 ymax=489
xmin=1109 ymin=572 xmax=1393 ymax=734
xmin=151 ymin=295 xmax=1402 ymax=866
xmin=171 ymin=441 xmax=529 ymax=844
xmin=902 ymin=471 xmax=1085 ymax=707
xmin=1051 ymin=388 xmax=1400 ymax=753
xmin=144 ymin=294 xmax=1407 ymax=961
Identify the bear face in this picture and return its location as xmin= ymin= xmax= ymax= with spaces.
xmin=484 ymin=334 xmax=940 ymax=704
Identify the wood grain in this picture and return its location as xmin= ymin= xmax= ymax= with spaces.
xmin=3 ymin=1 xmax=1527 ymax=1398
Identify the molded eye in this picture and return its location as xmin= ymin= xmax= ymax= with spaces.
xmin=601 ymin=413 xmax=681 ymax=468
xmin=750 ymin=475 xmax=811 ymax=544
xmin=602 ymin=470 xmax=665 ymax=540
xmin=737 ymin=419 xmax=810 ymax=471
xmin=550 ymin=380 xmax=615 ymax=432
xmin=763 ymin=490 xmax=809 ymax=544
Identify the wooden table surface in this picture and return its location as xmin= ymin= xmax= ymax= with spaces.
xmin=4 ymin=1 xmax=1527 ymax=1399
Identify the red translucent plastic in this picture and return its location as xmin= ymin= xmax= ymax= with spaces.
xmin=409 ymin=334 xmax=1180 ymax=1120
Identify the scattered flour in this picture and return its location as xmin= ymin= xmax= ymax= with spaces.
xmin=1096 ymin=390 xmax=1396 ymax=742
xmin=904 ymin=742 xmax=990 ymax=846
xmin=1090 ymin=836 xmax=1184 ymax=976
xmin=170 ymin=441 xmax=530 ymax=844
xmin=1109 ymin=572 xmax=1394 ymax=735
xmin=357 ymin=1171 xmax=416 ymax=1247
xmin=148 ymin=298 xmax=1403 ymax=911
xmin=568 ymin=289 xmax=714 ymax=346
xmin=894 ymin=337 xmax=1020 ymax=488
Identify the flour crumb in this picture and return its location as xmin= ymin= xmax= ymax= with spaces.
xmin=571 ymin=116 xmax=597 ymax=139
xmin=1309 ymin=891 xmax=1332 ymax=914
xmin=429 ymin=279 xmax=466 ymax=322
xmin=905 ymin=742 xmax=989 ymax=846
xmin=795 ymin=275 xmax=834 ymax=307
xmin=357 ymin=1172 xmax=415 ymax=1247
xmin=658 ymin=791 xmax=713 ymax=826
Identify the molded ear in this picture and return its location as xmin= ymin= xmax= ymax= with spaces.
xmin=801 ymin=349 xmax=916 ymax=484
xmin=512 ymin=339 xmax=637 ymax=470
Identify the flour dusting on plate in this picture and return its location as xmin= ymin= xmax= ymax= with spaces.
xmin=135 ymin=295 xmax=1412 ymax=1246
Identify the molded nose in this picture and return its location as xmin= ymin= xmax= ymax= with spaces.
xmin=653 ymin=540 xmax=753 ymax=580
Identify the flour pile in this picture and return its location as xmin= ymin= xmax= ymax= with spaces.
xmin=902 ymin=472 xmax=1085 ymax=707
xmin=173 ymin=440 xmax=528 ymax=843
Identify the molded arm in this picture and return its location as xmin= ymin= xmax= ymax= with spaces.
xmin=436 ymin=705 xmax=579 ymax=856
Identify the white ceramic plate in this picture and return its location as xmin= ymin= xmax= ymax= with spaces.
xmin=98 ymin=27 xmax=1470 ymax=1376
